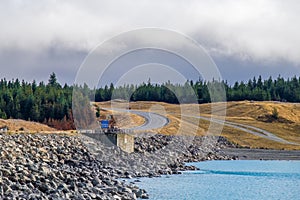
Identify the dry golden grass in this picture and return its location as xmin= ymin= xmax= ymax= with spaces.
xmin=92 ymin=102 xmax=145 ymax=129
xmin=4 ymin=100 xmax=298 ymax=147
xmin=0 ymin=119 xmax=56 ymax=133
xmin=157 ymin=114 xmax=206 ymax=136
xmin=200 ymin=101 xmax=300 ymax=145
xmin=98 ymin=100 xmax=300 ymax=150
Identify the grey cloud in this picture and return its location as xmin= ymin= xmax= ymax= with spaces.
xmin=1 ymin=0 xmax=300 ymax=64
xmin=0 ymin=0 xmax=300 ymax=85
xmin=0 ymin=47 xmax=86 ymax=84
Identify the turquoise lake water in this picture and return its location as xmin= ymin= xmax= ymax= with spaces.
xmin=135 ymin=160 xmax=300 ymax=200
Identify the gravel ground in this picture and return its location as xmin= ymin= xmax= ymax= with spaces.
xmin=0 ymin=133 xmax=236 ymax=199
xmin=221 ymin=148 xmax=300 ymax=160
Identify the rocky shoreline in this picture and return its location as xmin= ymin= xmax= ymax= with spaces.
xmin=0 ymin=133 xmax=236 ymax=199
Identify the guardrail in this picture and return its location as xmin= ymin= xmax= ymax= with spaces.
xmin=78 ymin=128 xmax=134 ymax=134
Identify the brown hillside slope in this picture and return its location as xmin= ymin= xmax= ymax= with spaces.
xmin=0 ymin=119 xmax=56 ymax=133
xmin=99 ymin=101 xmax=300 ymax=150
xmin=92 ymin=102 xmax=145 ymax=129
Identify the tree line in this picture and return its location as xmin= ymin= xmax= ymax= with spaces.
xmin=0 ymin=73 xmax=299 ymax=130
xmin=95 ymin=75 xmax=300 ymax=103
xmin=0 ymin=73 xmax=75 ymax=130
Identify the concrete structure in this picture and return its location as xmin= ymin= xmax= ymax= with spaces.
xmin=116 ymin=133 xmax=134 ymax=153
xmin=82 ymin=132 xmax=135 ymax=153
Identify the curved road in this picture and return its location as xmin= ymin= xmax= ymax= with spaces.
xmin=109 ymin=108 xmax=298 ymax=145
xmin=182 ymin=114 xmax=298 ymax=145
xmin=108 ymin=108 xmax=169 ymax=131
xmin=128 ymin=110 xmax=169 ymax=131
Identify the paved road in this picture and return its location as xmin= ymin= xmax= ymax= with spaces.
xmin=108 ymin=108 xmax=169 ymax=131
xmin=128 ymin=110 xmax=169 ymax=131
xmin=110 ymin=108 xmax=298 ymax=145
xmin=182 ymin=114 xmax=298 ymax=145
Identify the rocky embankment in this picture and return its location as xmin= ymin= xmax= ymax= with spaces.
xmin=0 ymin=133 xmax=236 ymax=199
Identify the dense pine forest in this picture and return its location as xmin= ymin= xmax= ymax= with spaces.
xmin=96 ymin=75 xmax=300 ymax=103
xmin=0 ymin=73 xmax=75 ymax=130
xmin=0 ymin=73 xmax=300 ymax=130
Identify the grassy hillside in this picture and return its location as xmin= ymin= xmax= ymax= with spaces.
xmin=99 ymin=101 xmax=300 ymax=150
xmin=201 ymin=101 xmax=300 ymax=148
xmin=92 ymin=102 xmax=146 ymax=129
xmin=0 ymin=119 xmax=57 ymax=133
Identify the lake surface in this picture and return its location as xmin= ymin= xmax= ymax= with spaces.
xmin=135 ymin=160 xmax=300 ymax=200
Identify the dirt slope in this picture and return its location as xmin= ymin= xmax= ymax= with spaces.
xmin=0 ymin=119 xmax=56 ymax=133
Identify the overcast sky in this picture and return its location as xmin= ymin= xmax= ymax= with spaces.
xmin=1 ymin=0 xmax=300 ymax=85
